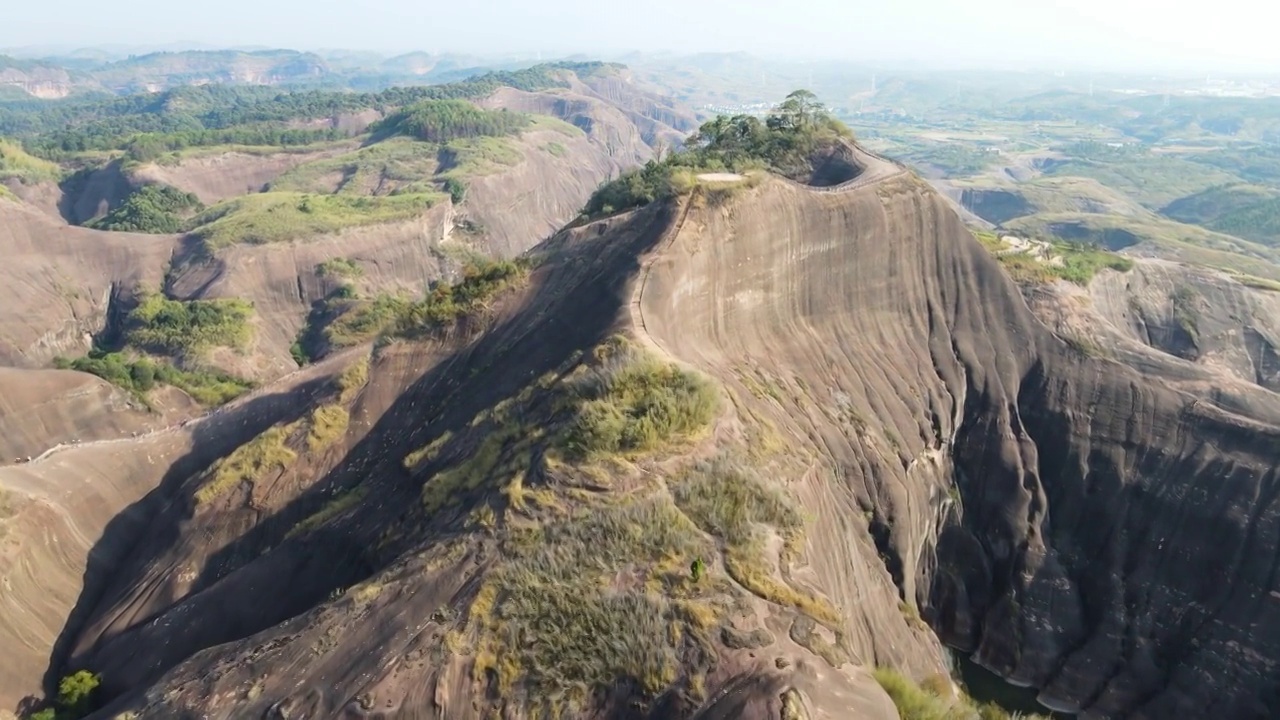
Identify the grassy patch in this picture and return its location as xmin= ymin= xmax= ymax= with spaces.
xmin=1170 ymin=286 xmax=1201 ymax=344
xmin=324 ymin=294 xmax=414 ymax=348
xmin=1051 ymin=244 xmax=1134 ymax=285
xmin=316 ymin=257 xmax=364 ymax=279
xmin=306 ymin=404 xmax=350 ymax=453
xmin=529 ymin=115 xmax=585 ymax=137
xmin=331 ymin=259 xmax=527 ymax=347
xmin=670 ymin=458 xmax=838 ymax=621
xmin=125 ymin=292 xmax=253 ymax=355
xmin=288 ymin=484 xmax=369 ymax=538
xmin=437 ymin=136 xmax=523 ymax=181
xmin=163 ymin=369 xmax=253 ymax=406
xmin=0 ymin=139 xmax=60 ymax=183
xmin=974 ymin=232 xmax=1133 ymax=286
xmin=270 ymin=137 xmax=439 ymax=195
xmin=190 ymin=191 xmax=444 ymax=251
xmin=1233 ymin=273 xmax=1280 ymax=292
xmin=872 ymin=667 xmax=1053 ymax=720
xmin=543 ymin=141 xmax=568 ymax=157
xmin=405 ymin=430 xmax=453 ymax=469
xmin=336 ymin=356 xmax=369 ymax=402
xmin=561 ymin=338 xmax=719 ymax=460
xmin=195 ymin=422 xmax=299 ymax=505
xmin=407 ymin=338 xmax=744 ymax=712
xmin=468 ymin=498 xmax=714 ymax=713
xmin=1003 ymin=211 xmax=1280 ymax=280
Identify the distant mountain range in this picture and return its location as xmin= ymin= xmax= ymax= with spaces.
xmin=0 ymin=48 xmax=563 ymax=99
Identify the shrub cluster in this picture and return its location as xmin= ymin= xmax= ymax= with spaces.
xmin=562 ymin=339 xmax=719 ymax=459
xmin=125 ymin=293 xmax=253 ymax=354
xmin=372 ymin=99 xmax=530 ymax=143
xmin=86 ymin=183 xmax=202 ymax=233
xmin=54 ymin=350 xmax=253 ymax=406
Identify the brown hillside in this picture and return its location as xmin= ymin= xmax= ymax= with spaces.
xmin=3 ymin=142 xmax=1279 ymax=720
xmin=164 ymin=88 xmax=668 ymax=381
xmin=0 ymin=201 xmax=175 ymax=367
xmin=0 ymin=367 xmax=187 ymax=461
xmin=131 ymin=144 xmax=360 ymax=205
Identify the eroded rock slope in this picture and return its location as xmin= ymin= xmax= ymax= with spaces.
xmin=2 ymin=141 xmax=1278 ymax=720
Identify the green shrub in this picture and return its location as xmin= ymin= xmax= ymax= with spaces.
xmin=583 ymin=89 xmax=850 ymax=216
xmin=85 ymin=184 xmax=202 ymax=233
xmin=1050 ymin=243 xmax=1134 ymax=285
xmin=324 ymin=294 xmax=414 ymax=348
xmin=26 ymin=669 xmax=102 ymax=720
xmin=125 ymin=292 xmax=253 ymax=355
xmin=322 ymin=257 xmax=527 ymax=348
xmin=371 ymin=99 xmax=530 ymax=143
xmin=562 ymin=342 xmax=719 ymax=459
xmin=315 ymin=257 xmax=364 ymax=279
xmin=444 ymin=177 xmax=467 ymax=204
xmin=53 ymin=350 xmax=251 ymax=407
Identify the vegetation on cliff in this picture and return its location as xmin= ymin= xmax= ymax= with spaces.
xmin=0 ymin=138 xmax=60 ymax=183
xmin=125 ymin=292 xmax=253 ymax=354
xmin=54 ymin=351 xmax=253 ymax=407
xmin=584 ymin=89 xmax=852 ymax=216
xmin=371 ymin=99 xmax=530 ymax=143
xmin=189 ymin=190 xmax=444 ymax=251
xmin=872 ymin=668 xmax=1052 ymax=720
xmin=26 ymin=670 xmax=100 ymax=720
xmin=973 ymin=231 xmax=1134 ymax=285
xmin=85 ymin=183 xmax=202 ymax=233
xmin=293 ymin=258 xmax=527 ymax=361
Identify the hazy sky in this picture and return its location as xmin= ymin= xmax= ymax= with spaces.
xmin=4 ymin=0 xmax=1279 ymax=73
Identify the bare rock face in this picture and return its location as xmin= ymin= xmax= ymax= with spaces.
xmin=0 ymin=64 xmax=74 ymax=99
xmin=0 ymin=368 xmax=184 ymax=460
xmin=0 ymin=200 xmax=175 ymax=367
xmin=4 ymin=141 xmax=1280 ymax=720
xmin=1087 ymin=260 xmax=1280 ymax=391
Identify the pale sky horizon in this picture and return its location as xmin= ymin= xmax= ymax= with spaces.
xmin=3 ymin=0 xmax=1278 ymax=74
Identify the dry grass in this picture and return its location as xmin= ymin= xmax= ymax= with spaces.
xmin=465 ymin=497 xmax=714 ymax=713
xmin=873 ymin=667 xmax=1052 ymax=720
xmin=0 ymin=139 xmax=60 ymax=183
xmin=306 ymin=404 xmax=350 ymax=453
xmin=561 ymin=337 xmax=719 ymax=460
xmin=337 ymin=355 xmax=370 ymax=401
xmin=420 ymin=426 xmax=529 ymax=516
xmin=404 ymin=430 xmax=453 ymax=469
xmin=672 ymin=458 xmax=839 ymax=624
xmin=195 ymin=422 xmax=299 ymax=505
xmin=411 ymin=338 xmax=743 ymax=711
xmin=1233 ymin=273 xmax=1280 ymax=292
xmin=288 ymin=485 xmax=369 ymax=537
